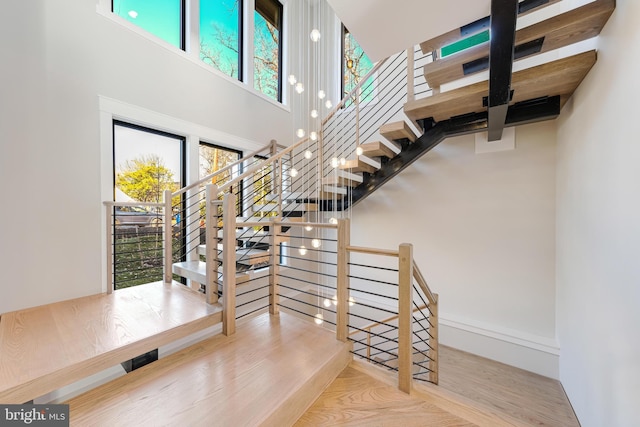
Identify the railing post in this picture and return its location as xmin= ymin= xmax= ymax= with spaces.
xmin=163 ymin=189 xmax=173 ymax=284
xmin=106 ymin=204 xmax=114 ymax=294
xmin=269 ymin=221 xmax=281 ymax=315
xmin=205 ymin=185 xmax=220 ymax=304
xmin=398 ymin=243 xmax=413 ymax=393
xmin=429 ymin=293 xmax=439 ymax=384
xmin=336 ymin=218 xmax=350 ymax=342
xmin=407 ymin=46 xmax=415 ymax=103
xmin=222 ymin=192 xmax=237 ymax=336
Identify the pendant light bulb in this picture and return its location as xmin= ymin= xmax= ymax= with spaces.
xmin=323 ymin=298 xmax=331 ymax=308
xmin=348 ymin=296 xmax=355 ymax=306
xmin=310 ymin=29 xmax=321 ymax=42
xmin=296 ymin=128 xmax=305 ymax=138
xmin=310 ymin=109 xmax=319 ymax=118
xmin=305 ymin=225 xmax=313 ymax=231
xmin=356 ymin=146 xmax=363 ymax=156
xmin=311 ymin=238 xmax=321 ymax=248
xmin=318 ymin=90 xmax=326 ymax=99
xmin=330 ymin=157 xmax=339 ymax=168
xmin=325 ymin=100 xmax=333 ymax=109
xmin=310 ymin=132 xmax=318 ymax=141
xmin=329 ymin=217 xmax=338 ymax=225
xmin=314 ymin=313 xmax=324 ymax=325
xmin=299 ymin=245 xmax=307 ymax=256
xmin=304 ymin=150 xmax=313 ymax=159
xmin=295 ymin=82 xmax=304 ymax=94
xmin=340 ymin=157 xmax=346 ymax=166
xmin=288 ymin=74 xmax=297 ymax=85
xmin=290 ymin=167 xmax=298 ymax=178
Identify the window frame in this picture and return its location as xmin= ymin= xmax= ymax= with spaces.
xmin=111 ymin=0 xmax=186 ymax=50
xmin=253 ymin=0 xmax=284 ymax=102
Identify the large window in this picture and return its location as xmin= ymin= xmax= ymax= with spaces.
xmin=200 ymin=0 xmax=242 ymax=79
xmin=112 ymin=121 xmax=186 ymax=289
xmin=112 ymin=0 xmax=184 ymax=49
xmin=254 ymin=0 xmax=283 ymax=101
xmin=342 ymin=26 xmax=375 ymax=104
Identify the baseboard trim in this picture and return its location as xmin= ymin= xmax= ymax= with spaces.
xmin=439 ymin=314 xmax=560 ymax=379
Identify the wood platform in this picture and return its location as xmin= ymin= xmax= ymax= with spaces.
xmin=423 ymin=0 xmax=615 ymax=88
xmin=405 ymin=50 xmax=597 ymax=123
xmin=0 ymin=282 xmax=222 ymax=404
xmin=66 ymin=312 xmax=351 ymax=427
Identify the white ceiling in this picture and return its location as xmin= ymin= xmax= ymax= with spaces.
xmin=326 ymin=0 xmax=492 ymax=62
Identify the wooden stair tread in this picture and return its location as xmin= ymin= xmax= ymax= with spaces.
xmin=380 ymin=121 xmax=418 ymax=143
xmin=423 ymin=0 xmax=615 ymax=88
xmin=172 ymin=261 xmax=251 ymax=284
xmin=405 ymin=50 xmax=597 ymax=123
xmin=0 ymin=282 xmax=222 ymax=404
xmin=66 ymin=312 xmax=352 ymax=427
xmin=322 ymin=170 xmax=363 ymax=188
xmin=419 ymin=0 xmax=562 ymax=53
xmin=359 ymin=141 xmax=399 ymax=159
xmin=339 ymin=156 xmax=380 ymax=174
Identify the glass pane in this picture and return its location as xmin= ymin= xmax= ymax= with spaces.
xmin=113 ymin=123 xmax=184 ymax=289
xmin=344 ymin=28 xmax=375 ymax=105
xmin=441 ymin=30 xmax=490 ymax=58
xmin=200 ymin=0 xmax=241 ymax=79
xmin=112 ymin=0 xmax=182 ymax=48
xmin=254 ymin=0 xmax=281 ymax=101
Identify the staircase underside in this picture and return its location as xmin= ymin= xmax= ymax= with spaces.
xmin=318 ymin=0 xmax=614 ymax=211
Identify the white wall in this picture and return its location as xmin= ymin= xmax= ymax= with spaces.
xmin=350 ymin=121 xmax=560 ymax=377
xmin=0 ymin=0 xmax=294 ymax=314
xmin=556 ymin=0 xmax=640 ymax=425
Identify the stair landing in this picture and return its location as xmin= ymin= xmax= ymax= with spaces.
xmin=0 ymin=282 xmax=222 ymax=404
xmin=66 ymin=312 xmax=352 ymax=426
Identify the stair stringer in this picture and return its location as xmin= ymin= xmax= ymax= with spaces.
xmin=322 ymin=95 xmax=561 ymax=211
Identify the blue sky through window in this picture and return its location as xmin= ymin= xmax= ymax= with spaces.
xmin=112 ymin=0 xmax=182 ymax=48
xmin=200 ymin=0 xmax=241 ymax=78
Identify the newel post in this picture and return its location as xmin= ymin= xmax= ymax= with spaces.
xmin=336 ymin=218 xmax=351 ymax=342
xmin=222 ymin=192 xmax=237 ymax=336
xmin=163 ymin=189 xmax=173 ymax=284
xmin=398 ymin=243 xmax=413 ymax=393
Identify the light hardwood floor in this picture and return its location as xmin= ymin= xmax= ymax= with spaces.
xmin=437 ymin=346 xmax=579 ymax=427
xmin=66 ymin=312 xmax=351 ymax=427
xmin=0 ymin=281 xmax=222 ymax=404
xmin=299 ymin=347 xmax=579 ymax=427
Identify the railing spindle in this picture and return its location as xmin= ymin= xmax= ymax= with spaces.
xmin=205 ymin=184 xmax=220 ymax=304
xmin=336 ymin=218 xmax=351 ymax=342
xmin=105 ymin=204 xmax=114 ymax=294
xmin=163 ymin=189 xmax=172 ymax=284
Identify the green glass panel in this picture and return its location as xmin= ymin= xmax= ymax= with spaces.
xmin=441 ymin=30 xmax=490 ymax=58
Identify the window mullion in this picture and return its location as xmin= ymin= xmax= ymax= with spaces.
xmin=245 ymin=0 xmax=256 ymax=88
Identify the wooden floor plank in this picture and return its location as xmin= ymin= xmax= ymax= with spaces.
xmin=0 ymin=282 xmax=222 ymax=403
xmin=437 ymin=346 xmax=579 ymax=427
xmin=66 ymin=312 xmax=351 ymax=427
xmin=296 ymin=365 xmax=476 ymax=427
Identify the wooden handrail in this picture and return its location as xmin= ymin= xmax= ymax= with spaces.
xmin=346 ymin=245 xmax=399 ymax=257
xmin=348 ymin=304 xmax=428 ymax=336
xmin=413 ymin=263 xmax=436 ymax=306
xmin=172 ymin=141 xmax=273 ymax=197
xmin=321 ymin=56 xmax=390 ymax=126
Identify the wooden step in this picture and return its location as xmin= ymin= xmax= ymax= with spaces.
xmin=423 ymin=0 xmax=615 ymax=88
xmin=380 ymin=121 xmax=418 ymax=143
xmin=419 ymin=0 xmax=562 ymax=53
xmin=339 ymin=155 xmax=381 ymax=174
xmin=0 ymin=282 xmax=222 ymax=404
xmin=66 ymin=312 xmax=352 ymax=426
xmin=359 ymin=140 xmax=400 ymax=159
xmin=172 ymin=261 xmax=251 ymax=284
xmin=235 ymin=248 xmax=271 ymax=265
xmin=405 ymin=50 xmax=597 ymax=123
xmin=322 ymin=185 xmax=348 ymax=196
xmin=322 ymin=170 xmax=363 ymax=188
